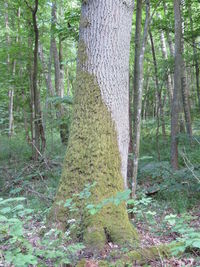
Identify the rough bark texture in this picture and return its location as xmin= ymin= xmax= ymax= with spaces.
xmin=171 ymin=0 xmax=182 ymax=170
xmin=132 ymin=0 xmax=150 ymax=196
xmin=50 ymin=0 xmax=138 ymax=251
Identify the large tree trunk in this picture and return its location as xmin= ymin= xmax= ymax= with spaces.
xmin=132 ymin=0 xmax=150 ymax=197
xmin=50 ymin=0 xmax=138 ymax=251
xmin=171 ymin=0 xmax=182 ymax=170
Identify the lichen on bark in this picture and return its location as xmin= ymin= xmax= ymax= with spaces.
xmin=50 ymin=70 xmax=138 ymax=250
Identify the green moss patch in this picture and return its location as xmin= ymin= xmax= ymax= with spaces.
xmin=49 ymin=70 xmax=138 ymax=250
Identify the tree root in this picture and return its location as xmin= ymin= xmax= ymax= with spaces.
xmin=77 ymin=242 xmax=183 ymax=266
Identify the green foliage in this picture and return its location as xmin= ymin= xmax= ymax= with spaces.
xmin=0 ymin=197 xmax=84 ymax=266
xmin=0 ymin=134 xmax=32 ymax=162
xmin=86 ymin=189 xmax=131 ymax=215
xmin=57 ymin=1 xmax=80 ymax=41
xmin=0 ymin=197 xmax=38 ymax=267
xmin=2 ymin=184 xmax=133 ymax=266
xmin=47 ymin=95 xmax=74 ymax=105
xmin=127 ymin=194 xmax=157 ymax=226
xmin=164 ymin=213 xmax=200 ymax=256
xmin=61 ymin=184 xmax=132 ymax=238
xmin=139 ymin=120 xmax=200 ymax=214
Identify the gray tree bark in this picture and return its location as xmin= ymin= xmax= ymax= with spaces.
xmin=4 ymin=0 xmax=14 ymax=137
xmin=171 ymin=0 xmax=182 ymax=170
xmin=51 ymin=1 xmax=68 ymax=144
xmin=38 ymin=44 xmax=54 ymax=97
xmin=189 ymin=6 xmax=200 ymax=109
xmin=132 ymin=0 xmax=150 ymax=196
xmin=51 ymin=2 xmax=60 ymax=96
xmin=160 ymin=30 xmax=173 ymax=102
xmin=149 ymin=30 xmax=166 ymax=140
xmin=25 ymin=0 xmax=46 ymax=159
xmin=181 ymin=56 xmax=192 ymax=138
xmin=50 ymin=0 xmax=138 ymax=250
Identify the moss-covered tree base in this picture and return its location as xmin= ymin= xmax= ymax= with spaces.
xmin=77 ymin=242 xmax=182 ymax=266
xmin=49 ymin=71 xmax=138 ymax=251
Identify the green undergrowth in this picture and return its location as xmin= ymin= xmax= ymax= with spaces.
xmin=0 ymin=132 xmax=66 ymax=211
xmin=138 ymin=119 xmax=200 ymax=213
xmin=0 ymin=118 xmax=200 ymax=266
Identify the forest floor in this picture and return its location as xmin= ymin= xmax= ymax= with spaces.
xmin=0 ymin=124 xmax=200 ymax=266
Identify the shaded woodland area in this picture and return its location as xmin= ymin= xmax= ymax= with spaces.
xmin=0 ymin=0 xmax=200 ymax=266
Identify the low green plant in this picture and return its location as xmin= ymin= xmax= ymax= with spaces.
xmin=0 ymin=184 xmax=133 ymax=266
xmin=0 ymin=197 xmax=84 ymax=266
xmin=127 ymin=194 xmax=157 ymax=227
xmin=0 ymin=197 xmax=37 ymax=267
xmin=163 ymin=213 xmax=200 ymax=255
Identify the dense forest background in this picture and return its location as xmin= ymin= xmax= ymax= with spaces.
xmin=0 ymin=0 xmax=200 ymax=266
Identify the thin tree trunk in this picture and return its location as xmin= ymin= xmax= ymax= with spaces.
xmin=4 ymin=0 xmax=14 ymax=137
xmin=127 ymin=75 xmax=133 ymax=185
xmin=188 ymin=5 xmax=200 ymax=109
xmin=51 ymin=1 xmax=68 ymax=144
xmin=171 ymin=0 xmax=182 ymax=170
xmin=47 ymin=43 xmax=54 ymax=96
xmin=149 ymin=30 xmax=166 ymax=140
xmin=29 ymin=0 xmax=46 ymax=159
xmin=51 ymin=2 xmax=60 ymax=96
xmin=8 ymin=62 xmax=15 ymax=137
xmin=180 ymin=3 xmax=192 ymax=138
xmin=59 ymin=1 xmax=65 ymax=99
xmin=181 ymin=59 xmax=192 ymax=138
xmin=59 ymin=34 xmax=69 ymax=144
xmin=132 ymin=0 xmax=150 ymax=197
xmin=142 ymin=75 xmax=149 ymax=120
xmin=163 ymin=2 xmax=175 ymax=95
xmin=59 ymin=39 xmax=64 ymax=98
xmin=160 ymin=30 xmax=173 ymax=102
xmin=27 ymin=37 xmax=35 ymax=155
xmin=38 ymin=44 xmax=54 ymax=97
